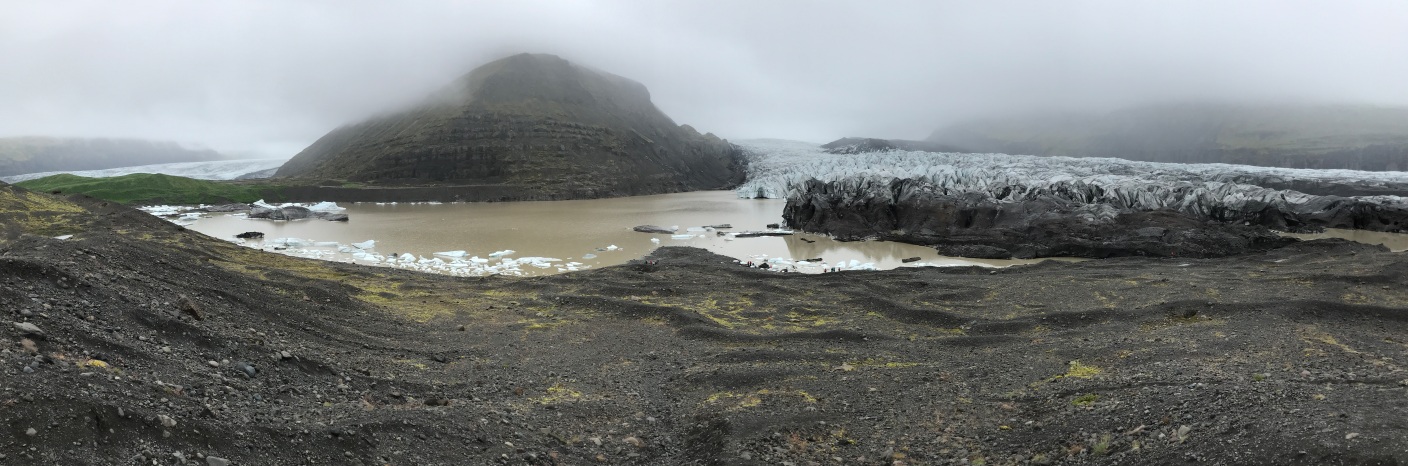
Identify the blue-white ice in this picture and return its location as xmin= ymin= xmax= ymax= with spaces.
xmin=1 ymin=158 xmax=289 ymax=183
xmin=732 ymin=139 xmax=1408 ymax=214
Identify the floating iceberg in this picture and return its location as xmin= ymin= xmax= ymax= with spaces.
xmin=306 ymin=201 xmax=346 ymax=212
xmin=351 ymin=240 xmax=376 ymax=250
xmin=433 ymin=250 xmax=468 ymax=258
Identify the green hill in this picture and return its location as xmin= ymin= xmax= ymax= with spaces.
xmin=15 ymin=173 xmax=280 ymax=205
xmin=276 ymin=53 xmax=744 ymax=197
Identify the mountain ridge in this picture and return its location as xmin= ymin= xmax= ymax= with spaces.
xmin=0 ymin=137 xmax=225 ymax=177
xmin=275 ymin=53 xmax=744 ymax=198
xmin=926 ymin=103 xmax=1408 ymax=170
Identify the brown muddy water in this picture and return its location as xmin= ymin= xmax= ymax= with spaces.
xmin=179 ymin=191 xmax=1064 ymax=276
xmin=1283 ymin=228 xmax=1408 ymax=252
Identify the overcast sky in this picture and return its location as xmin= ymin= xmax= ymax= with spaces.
xmin=3 ymin=0 xmax=1406 ymax=157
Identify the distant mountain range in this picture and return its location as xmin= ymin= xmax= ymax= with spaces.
xmin=0 ymin=137 xmax=226 ymax=177
xmin=0 ymin=158 xmax=287 ymax=184
xmin=276 ymin=53 xmax=744 ymax=199
xmin=925 ymin=104 xmax=1408 ymax=171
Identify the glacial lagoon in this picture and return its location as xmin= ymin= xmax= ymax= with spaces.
xmin=171 ymin=190 xmax=1408 ymax=277
xmin=176 ymin=191 xmax=1064 ymax=276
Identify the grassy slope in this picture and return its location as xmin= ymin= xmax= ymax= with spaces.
xmin=15 ymin=173 xmax=281 ymax=204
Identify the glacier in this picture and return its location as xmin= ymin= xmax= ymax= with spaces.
xmin=734 ymin=139 xmax=1408 ymax=203
xmin=1 ymin=158 xmax=289 ymax=183
xmin=734 ymin=139 xmax=1408 ymax=259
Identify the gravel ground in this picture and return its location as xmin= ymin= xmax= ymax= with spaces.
xmin=2 ymin=187 xmax=1407 ymax=465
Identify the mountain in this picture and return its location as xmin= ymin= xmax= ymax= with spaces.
xmin=819 ymin=137 xmax=965 ymax=154
xmin=926 ymin=104 xmax=1408 ymax=171
xmin=0 ymin=137 xmax=225 ymax=177
xmin=275 ymin=53 xmax=745 ymax=198
xmin=0 ymin=158 xmax=287 ymax=184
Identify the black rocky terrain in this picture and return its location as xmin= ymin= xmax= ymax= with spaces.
xmin=275 ymin=53 xmax=745 ymax=199
xmin=782 ymin=177 xmax=1408 ymax=260
xmin=3 ymin=183 xmax=1408 ymax=465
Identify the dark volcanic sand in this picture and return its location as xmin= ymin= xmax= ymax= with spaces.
xmin=3 ymin=189 xmax=1408 ymax=465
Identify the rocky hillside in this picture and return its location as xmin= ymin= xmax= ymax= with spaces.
xmin=926 ymin=104 xmax=1408 ymax=171
xmin=0 ymin=137 xmax=224 ymax=178
xmin=276 ymin=53 xmax=745 ymax=198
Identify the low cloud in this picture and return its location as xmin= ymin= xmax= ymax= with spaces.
xmin=1 ymin=0 xmax=1404 ymax=155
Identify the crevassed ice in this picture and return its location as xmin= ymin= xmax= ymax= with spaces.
xmin=732 ymin=139 xmax=1408 ymax=213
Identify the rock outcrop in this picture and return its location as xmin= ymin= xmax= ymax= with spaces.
xmin=276 ymin=53 xmax=745 ymax=199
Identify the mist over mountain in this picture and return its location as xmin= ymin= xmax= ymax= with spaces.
xmin=0 ymin=137 xmax=225 ymax=177
xmin=926 ymin=104 xmax=1408 ymax=171
xmin=276 ymin=53 xmax=743 ymax=198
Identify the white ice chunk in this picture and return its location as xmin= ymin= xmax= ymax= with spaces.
xmin=488 ymin=249 xmax=515 ymax=258
xmin=352 ymin=240 xmax=376 ymax=249
xmin=269 ymin=238 xmax=309 ymax=248
xmin=434 ymin=250 xmax=468 ymax=258
xmin=306 ymin=201 xmax=346 ymax=212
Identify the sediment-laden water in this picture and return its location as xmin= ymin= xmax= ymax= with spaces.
xmin=179 ymin=191 xmax=1064 ymax=276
